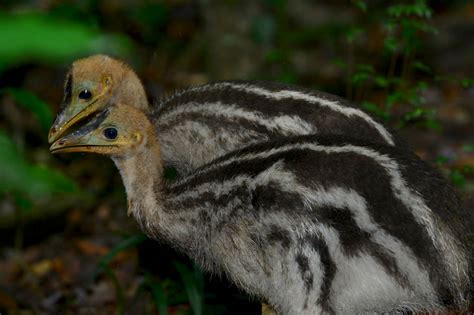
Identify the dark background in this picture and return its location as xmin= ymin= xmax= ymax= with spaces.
xmin=0 ymin=1 xmax=473 ymax=314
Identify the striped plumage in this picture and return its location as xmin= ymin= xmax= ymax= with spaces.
xmin=49 ymin=55 xmax=403 ymax=175
xmin=50 ymin=104 xmax=471 ymax=314
xmin=153 ymin=80 xmax=404 ymax=174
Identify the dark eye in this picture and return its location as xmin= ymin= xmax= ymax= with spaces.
xmin=103 ymin=127 xmax=118 ymax=140
xmin=78 ymin=89 xmax=92 ymax=100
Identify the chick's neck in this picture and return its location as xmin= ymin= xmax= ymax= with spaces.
xmin=111 ymin=128 xmax=199 ymax=250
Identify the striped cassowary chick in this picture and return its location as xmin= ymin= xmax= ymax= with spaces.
xmin=50 ymin=103 xmax=472 ymax=315
xmin=49 ymin=55 xmax=404 ymax=175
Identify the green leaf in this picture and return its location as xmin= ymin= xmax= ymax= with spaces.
xmin=145 ymin=273 xmax=169 ymax=315
xmin=103 ymin=265 xmax=126 ymax=315
xmin=361 ymin=101 xmax=390 ymax=121
xmin=416 ymin=81 xmax=429 ymax=90
xmin=351 ymin=0 xmax=367 ymax=12
xmin=424 ymin=118 xmax=442 ymax=131
xmin=265 ymin=49 xmax=287 ymax=63
xmin=96 ymin=233 xmax=148 ymax=276
xmin=174 ymin=262 xmax=204 ymax=315
xmin=333 ymin=59 xmax=347 ymax=70
xmin=384 ymin=36 xmax=398 ymax=53
xmin=412 ymin=61 xmax=432 ymax=74
xmin=252 ymin=15 xmax=276 ymax=45
xmin=14 ymin=193 xmax=33 ymax=213
xmin=401 ymin=19 xmax=437 ymax=37
xmin=402 ymin=108 xmax=425 ymax=121
xmin=355 ymin=64 xmax=374 ymax=73
xmin=345 ymin=26 xmax=364 ymax=43
xmin=386 ymin=91 xmax=405 ymax=108
xmin=351 ymin=72 xmax=370 ymax=85
xmin=278 ymin=71 xmax=297 ymax=84
xmin=461 ymin=79 xmax=474 ymax=88
xmin=436 ymin=155 xmax=450 ymax=165
xmin=0 ymin=130 xmax=77 ymax=199
xmin=4 ymin=88 xmax=53 ymax=134
xmin=450 ymin=170 xmax=466 ymax=188
xmin=463 ymin=165 xmax=473 ymax=173
xmin=0 ymin=12 xmax=133 ymax=68
xmin=462 ymin=144 xmax=474 ymax=153
xmin=387 ymin=1 xmax=432 ymax=18
xmin=374 ymin=76 xmax=389 ymax=88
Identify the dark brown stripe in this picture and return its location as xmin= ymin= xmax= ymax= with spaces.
xmin=152 ymin=81 xmax=402 ymax=146
xmin=60 ymin=71 xmax=72 ymax=109
xmin=317 ymin=206 xmax=410 ymax=290
xmin=295 ymin=252 xmax=313 ymax=309
xmin=305 ymin=234 xmax=336 ymax=314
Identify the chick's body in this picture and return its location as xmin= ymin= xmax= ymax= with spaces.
xmin=50 ymin=104 xmax=471 ymax=314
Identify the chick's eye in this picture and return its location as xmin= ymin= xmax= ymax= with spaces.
xmin=78 ymin=89 xmax=92 ymax=100
xmin=104 ymin=127 xmax=118 ymax=140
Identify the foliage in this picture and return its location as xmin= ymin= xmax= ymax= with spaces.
xmin=144 ymin=274 xmax=169 ymax=315
xmin=0 ymin=8 xmax=134 ymax=235
xmin=0 ymin=11 xmax=133 ymax=70
xmin=95 ymin=233 xmax=148 ymax=277
xmin=252 ymin=0 xmax=470 ymax=134
xmin=2 ymin=88 xmax=53 ymax=134
xmin=95 ymin=233 xmax=214 ymax=314
xmin=0 ymin=129 xmax=77 ymax=203
xmin=0 ymin=8 xmax=134 ymax=210
xmin=339 ymin=0 xmax=439 ymax=128
xmin=174 ymin=261 xmax=205 ymax=315
xmin=437 ymin=146 xmax=474 ymax=189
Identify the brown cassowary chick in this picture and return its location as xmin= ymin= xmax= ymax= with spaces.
xmin=50 ymin=103 xmax=471 ymax=314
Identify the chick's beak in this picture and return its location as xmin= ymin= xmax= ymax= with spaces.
xmin=49 ymin=129 xmax=92 ymax=154
xmin=48 ymin=111 xmax=68 ymax=144
xmin=49 ymin=137 xmax=72 ymax=154
xmin=50 ymin=108 xmax=115 ymax=155
xmin=48 ymin=98 xmax=101 ymax=144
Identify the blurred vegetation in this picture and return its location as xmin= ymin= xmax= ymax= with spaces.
xmin=0 ymin=12 xmax=132 ymax=70
xmin=0 ymin=0 xmax=473 ymax=314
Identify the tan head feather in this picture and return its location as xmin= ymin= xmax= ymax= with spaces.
xmin=48 ymin=55 xmax=148 ymax=144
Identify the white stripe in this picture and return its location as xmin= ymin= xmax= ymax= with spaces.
xmin=170 ymin=174 xmax=250 ymax=203
xmin=215 ymin=82 xmax=394 ymax=145
xmin=172 ymin=142 xmax=466 ymax=291
xmin=158 ymin=102 xmax=317 ymax=136
xmin=158 ymin=82 xmax=395 ymax=145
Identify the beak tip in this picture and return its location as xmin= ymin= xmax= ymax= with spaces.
xmin=49 ymin=144 xmax=58 ymax=153
xmin=48 ymin=127 xmax=58 ymax=144
xmin=49 ymin=139 xmax=66 ymax=153
xmin=48 ymin=125 xmax=65 ymax=144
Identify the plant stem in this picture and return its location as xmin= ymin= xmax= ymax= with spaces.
xmin=14 ymin=204 xmax=24 ymax=250
xmin=387 ymin=51 xmax=398 ymax=80
xmin=346 ymin=42 xmax=354 ymax=100
xmin=401 ymin=51 xmax=412 ymax=86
